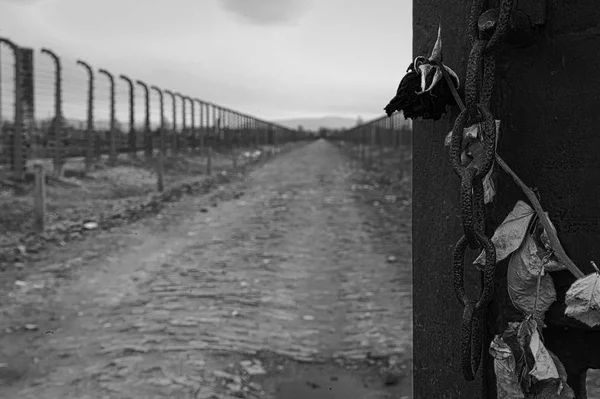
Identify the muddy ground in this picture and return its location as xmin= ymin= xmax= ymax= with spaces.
xmin=0 ymin=139 xmax=412 ymax=399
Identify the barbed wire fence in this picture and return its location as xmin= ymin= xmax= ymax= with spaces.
xmin=0 ymin=36 xmax=303 ymax=184
xmin=329 ymin=113 xmax=412 ymax=179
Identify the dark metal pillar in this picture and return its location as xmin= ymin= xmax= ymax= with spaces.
xmin=414 ymin=1 xmax=600 ymax=398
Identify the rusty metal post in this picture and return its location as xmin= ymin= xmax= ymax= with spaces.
xmin=175 ymin=92 xmax=185 ymax=153
xmin=119 ymin=74 xmax=136 ymax=158
xmin=41 ymin=48 xmax=64 ymax=177
xmin=135 ymin=80 xmax=153 ymax=158
xmin=212 ymin=104 xmax=218 ymax=152
xmin=0 ymin=38 xmax=23 ymax=181
xmin=195 ymin=99 xmax=205 ymax=154
xmin=98 ymin=68 xmax=117 ymax=165
xmin=252 ymin=118 xmax=258 ymax=150
xmin=233 ymin=111 xmax=239 ymax=154
xmin=17 ymin=47 xmax=34 ymax=177
xmin=242 ymin=114 xmax=248 ymax=149
xmin=206 ymin=102 xmax=213 ymax=156
xmin=224 ymin=108 xmax=229 ymax=151
xmin=186 ymin=96 xmax=195 ymax=153
xmin=150 ymin=86 xmax=165 ymax=192
xmin=76 ymin=60 xmax=95 ymax=172
xmin=164 ymin=90 xmax=176 ymax=154
xmin=215 ymin=106 xmax=222 ymax=152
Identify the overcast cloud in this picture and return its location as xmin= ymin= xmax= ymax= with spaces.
xmin=220 ymin=0 xmax=310 ymax=25
xmin=0 ymin=0 xmax=412 ymax=122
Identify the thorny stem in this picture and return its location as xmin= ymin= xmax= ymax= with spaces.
xmin=437 ymin=60 xmax=585 ymax=280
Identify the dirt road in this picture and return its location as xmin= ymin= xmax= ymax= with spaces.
xmin=0 ymin=139 xmax=412 ymax=399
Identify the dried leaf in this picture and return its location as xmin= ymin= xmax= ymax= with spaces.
xmin=489 ymin=336 xmax=526 ymax=398
xmin=532 ymin=219 xmax=566 ymax=272
xmin=565 ymin=272 xmax=600 ymax=327
xmin=507 ymin=234 xmax=557 ymax=325
xmin=483 ymin=165 xmax=496 ymax=204
xmin=529 ymin=351 xmax=575 ymax=398
xmin=444 ymin=124 xmax=479 ymax=147
xmin=528 ymin=327 xmax=558 ymax=382
xmin=474 ymin=201 xmax=535 ymax=266
xmin=503 ymin=319 xmax=536 ymax=392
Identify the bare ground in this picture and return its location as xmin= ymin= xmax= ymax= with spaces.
xmin=0 ymin=139 xmax=412 ymax=399
xmin=0 ymin=147 xmax=270 ymax=239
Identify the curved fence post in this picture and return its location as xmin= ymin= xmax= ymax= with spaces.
xmin=98 ymin=68 xmax=117 ymax=165
xmin=41 ymin=48 xmax=64 ymax=177
xmin=186 ymin=96 xmax=195 ymax=152
xmin=76 ymin=59 xmax=95 ymax=171
xmin=175 ymin=92 xmax=185 ymax=152
xmin=218 ymin=106 xmax=224 ymax=151
xmin=233 ymin=111 xmax=239 ymax=154
xmin=135 ymin=80 xmax=152 ymax=158
xmin=150 ymin=86 xmax=165 ymax=191
xmin=222 ymin=108 xmax=229 ymax=159
xmin=0 ymin=37 xmax=24 ymax=181
xmin=195 ymin=99 xmax=205 ymax=154
xmin=164 ymin=90 xmax=176 ymax=154
xmin=119 ymin=74 xmax=136 ymax=158
xmin=243 ymin=114 xmax=249 ymax=149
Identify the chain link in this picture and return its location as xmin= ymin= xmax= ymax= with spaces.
xmin=447 ymin=0 xmax=514 ymax=383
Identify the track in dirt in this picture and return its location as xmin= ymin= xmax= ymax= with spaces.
xmin=0 ymin=139 xmax=412 ymax=399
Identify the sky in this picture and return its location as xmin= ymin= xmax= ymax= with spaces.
xmin=0 ymin=0 xmax=412 ymax=125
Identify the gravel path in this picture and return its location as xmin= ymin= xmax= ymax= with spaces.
xmin=0 ymin=139 xmax=412 ymax=399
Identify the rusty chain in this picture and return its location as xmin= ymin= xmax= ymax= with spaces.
xmin=444 ymin=0 xmax=514 ymax=382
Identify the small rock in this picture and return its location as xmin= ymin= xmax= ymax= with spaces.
xmin=302 ymin=315 xmax=315 ymax=321
xmin=386 ymin=255 xmax=397 ymax=263
xmin=188 ymin=359 xmax=206 ymax=368
xmin=83 ymin=221 xmax=98 ymax=230
xmin=247 ymin=382 xmax=262 ymax=391
xmin=16 ymin=245 xmax=26 ymax=254
xmin=213 ymin=370 xmax=238 ymax=382
xmin=242 ymin=363 xmax=266 ymax=376
xmin=150 ymin=378 xmax=172 ymax=387
xmin=226 ymin=383 xmax=245 ymax=398
xmin=24 ymin=324 xmax=38 ymax=331
xmin=15 ymin=280 xmax=26 ymax=287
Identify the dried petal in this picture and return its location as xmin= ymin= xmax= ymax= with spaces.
xmin=429 ymin=25 xmax=443 ymax=62
xmin=443 ymin=65 xmax=460 ymax=89
xmin=417 ymin=64 xmax=436 ymax=93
